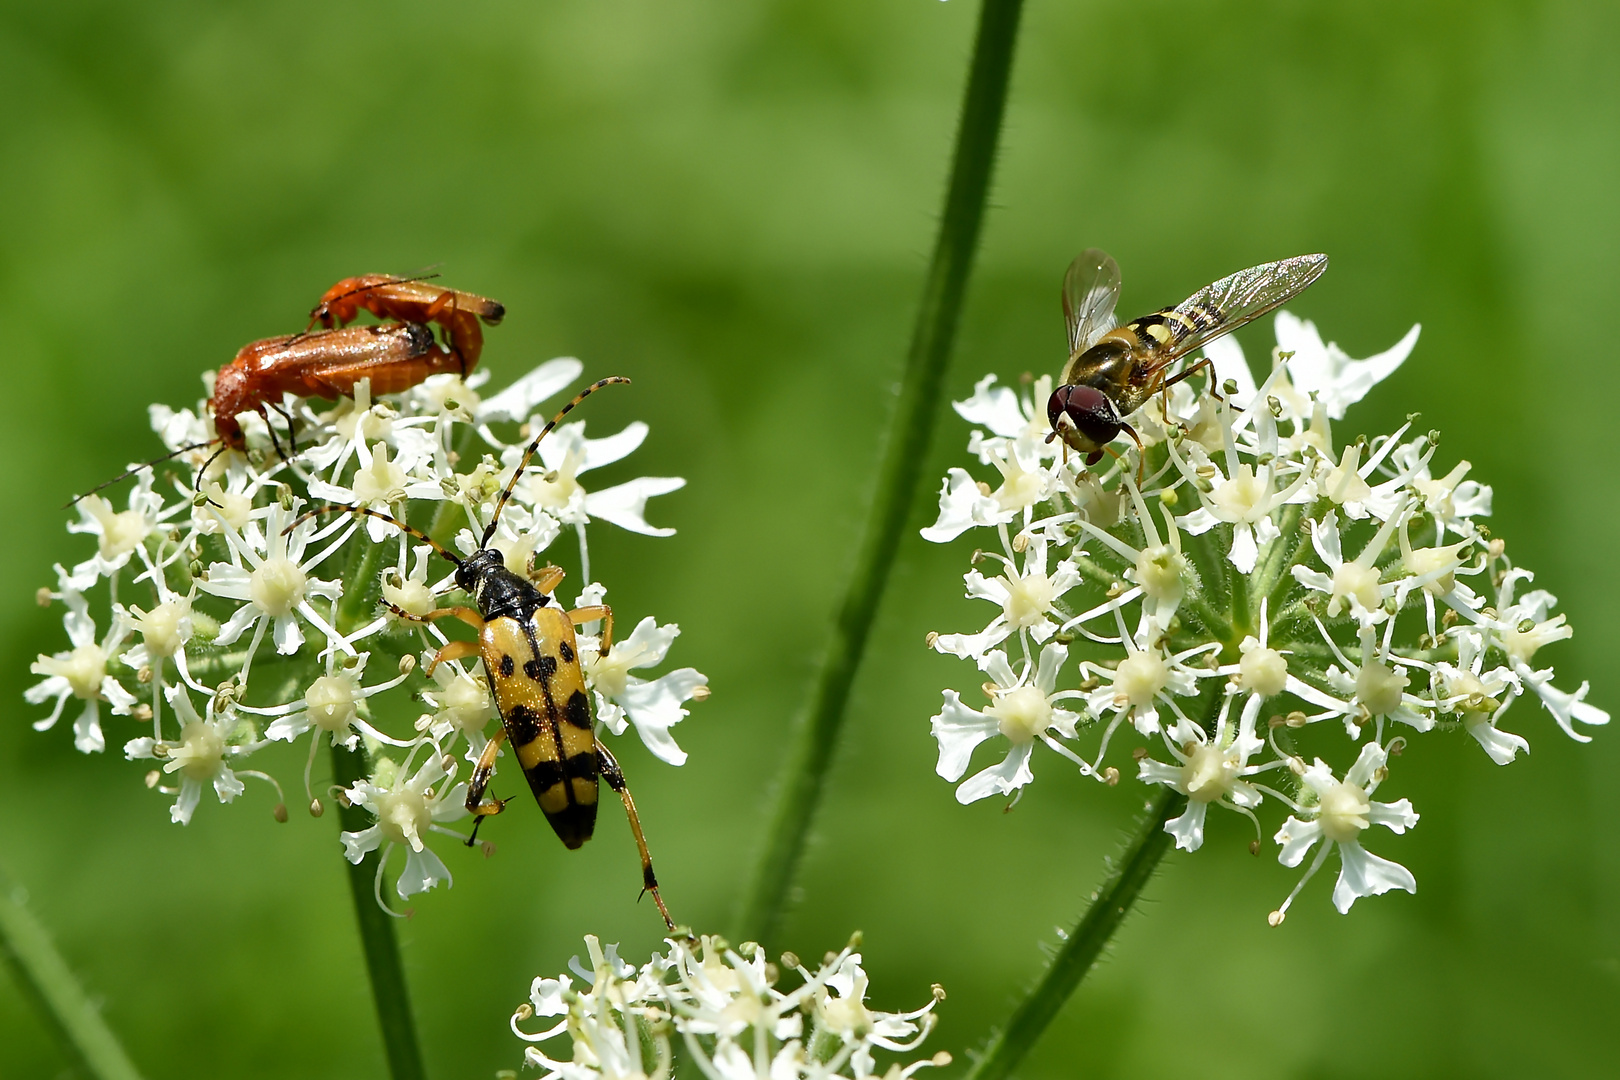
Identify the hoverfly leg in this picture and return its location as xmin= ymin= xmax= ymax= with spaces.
xmin=1160 ymin=355 xmax=1220 ymax=402
xmin=1119 ymin=421 xmax=1146 ymax=485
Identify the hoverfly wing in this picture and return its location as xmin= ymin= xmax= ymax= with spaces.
xmin=1062 ymin=248 xmax=1122 ymax=358
xmin=1148 ymin=253 xmax=1329 ymax=369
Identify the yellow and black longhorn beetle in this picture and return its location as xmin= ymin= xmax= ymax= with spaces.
xmin=294 ymin=377 xmax=675 ymax=929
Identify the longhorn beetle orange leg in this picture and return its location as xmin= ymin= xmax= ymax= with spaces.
xmin=290 ymin=377 xmax=676 ymax=930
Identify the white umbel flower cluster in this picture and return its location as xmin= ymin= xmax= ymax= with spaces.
xmin=511 ymin=933 xmax=949 ymax=1080
xmin=923 ymin=313 xmax=1606 ymax=921
xmin=29 ymin=356 xmax=707 ymax=904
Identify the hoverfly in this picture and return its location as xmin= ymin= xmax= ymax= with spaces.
xmin=1046 ymin=250 xmax=1329 ymax=463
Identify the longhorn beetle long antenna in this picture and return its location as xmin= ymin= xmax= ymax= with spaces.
xmin=66 ymin=441 xmax=216 ymax=509
xmin=286 ymin=504 xmax=464 ymax=566
xmin=481 ymin=376 xmax=631 ymax=548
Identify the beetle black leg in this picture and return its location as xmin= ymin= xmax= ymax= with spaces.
xmin=596 ymin=740 xmax=673 ymax=930
xmin=268 ymin=401 xmax=299 ymax=456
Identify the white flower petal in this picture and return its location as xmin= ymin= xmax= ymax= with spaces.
xmin=954 ymin=741 xmax=1034 ymax=804
xmin=1331 ymin=840 xmax=1416 ymax=913
xmin=478 ymin=358 xmax=584 ymax=423
xmin=396 ymin=846 xmax=453 ymax=898
xmin=929 ymin=691 xmax=997 ymax=782
xmin=582 ymin=477 xmax=685 ymax=536
xmin=1164 ymin=800 xmax=1209 ymax=852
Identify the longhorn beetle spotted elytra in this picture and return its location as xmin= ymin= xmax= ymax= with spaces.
xmin=291 ymin=376 xmax=677 ymax=929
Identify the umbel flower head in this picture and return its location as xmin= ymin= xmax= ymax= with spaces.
xmin=28 ymin=354 xmax=708 ymax=907
xmin=923 ymin=311 xmax=1605 ymax=920
xmin=510 ymin=932 xmax=949 ymax=1080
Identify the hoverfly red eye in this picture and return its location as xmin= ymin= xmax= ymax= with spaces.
xmin=1063 ymin=385 xmax=1121 ymax=447
xmin=1046 ymin=385 xmax=1071 ymax=430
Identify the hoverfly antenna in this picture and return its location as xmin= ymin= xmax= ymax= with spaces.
xmin=482 ymin=376 xmax=632 ymax=548
xmin=65 ymin=440 xmax=216 ymax=509
xmin=284 ymin=504 xmax=464 ymax=566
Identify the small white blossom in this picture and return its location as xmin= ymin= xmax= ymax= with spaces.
xmin=582 ymin=611 xmax=706 ymax=767
xmin=931 ymin=643 xmax=1081 ymax=803
xmin=199 ymin=501 xmax=348 ymax=658
xmin=124 ymin=685 xmax=258 ymax=824
xmin=341 ymin=751 xmax=469 ymax=901
xmin=28 ymin=569 xmax=136 ymax=752
xmin=932 ymin=536 xmax=1079 ymax=660
xmin=1271 ymin=741 xmax=1419 ymax=922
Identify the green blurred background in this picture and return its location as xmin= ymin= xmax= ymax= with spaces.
xmin=2 ymin=1 xmax=1617 ymax=1076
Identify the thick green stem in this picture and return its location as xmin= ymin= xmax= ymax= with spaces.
xmin=333 ymin=743 xmax=428 ymax=1080
xmin=735 ymin=0 xmax=1026 ymax=945
xmin=0 ymin=863 xmax=144 ymax=1080
xmin=965 ymin=786 xmax=1186 ymax=1080
xmin=330 ymin=533 xmax=427 ymax=1080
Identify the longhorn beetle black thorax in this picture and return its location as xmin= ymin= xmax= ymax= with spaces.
xmin=293 ymin=376 xmax=674 ymax=929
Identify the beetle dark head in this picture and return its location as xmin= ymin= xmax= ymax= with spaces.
xmin=454 ymin=547 xmax=506 ymax=594
xmin=1046 ymin=384 xmax=1122 ymax=452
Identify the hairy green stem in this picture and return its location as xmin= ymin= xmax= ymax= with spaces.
xmin=965 ymin=785 xmax=1187 ymax=1080
xmin=333 ymin=742 xmax=428 ymax=1080
xmin=735 ymin=0 xmax=1026 ymax=945
xmin=331 ymin=536 xmax=427 ymax=1080
xmin=0 ymin=862 xmax=144 ymax=1080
